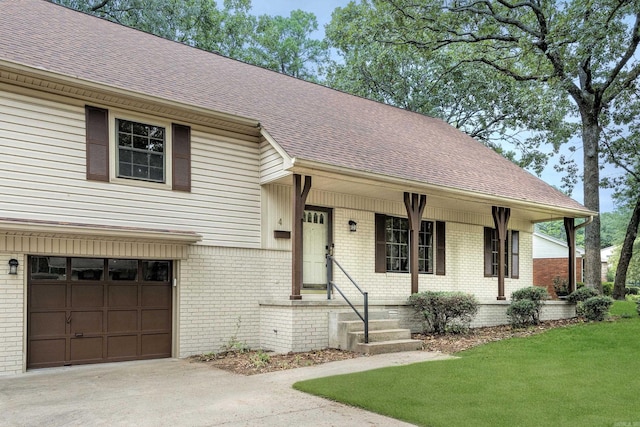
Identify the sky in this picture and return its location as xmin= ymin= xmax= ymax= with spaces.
xmin=250 ymin=0 xmax=619 ymax=213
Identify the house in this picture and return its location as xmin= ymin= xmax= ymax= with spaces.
xmin=0 ymin=0 xmax=594 ymax=375
xmin=601 ymin=246 xmax=616 ymax=282
xmin=533 ymin=232 xmax=584 ymax=297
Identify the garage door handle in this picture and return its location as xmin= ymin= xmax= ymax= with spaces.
xmin=75 ymin=332 xmax=83 ymax=337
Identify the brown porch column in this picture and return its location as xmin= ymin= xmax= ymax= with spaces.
xmin=291 ymin=174 xmax=311 ymax=300
xmin=492 ymin=206 xmax=511 ymax=300
xmin=564 ymin=217 xmax=577 ymax=294
xmin=404 ymin=192 xmax=427 ymax=295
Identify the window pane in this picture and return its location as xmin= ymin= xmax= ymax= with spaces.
xmin=119 ymin=148 xmax=132 ymax=162
xmin=31 ymin=256 xmax=66 ymax=280
xmin=133 ymin=165 xmax=149 ymax=179
xmin=71 ymin=258 xmax=104 ymax=281
xmin=150 ymin=167 xmax=164 ymax=181
xmin=132 ymin=151 xmax=148 ymax=165
xmin=119 ymin=162 xmax=132 ymax=177
xmin=118 ymin=120 xmax=131 ymax=133
xmin=108 ymin=259 xmax=138 ymax=281
xmin=118 ymin=133 xmax=132 ymax=147
xmin=132 ymin=122 xmax=148 ymax=136
xmin=143 ymin=261 xmax=170 ymax=282
xmin=116 ymin=119 xmax=165 ymax=183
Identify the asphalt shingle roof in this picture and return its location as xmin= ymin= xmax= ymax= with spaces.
xmin=0 ymin=0 xmax=589 ymax=214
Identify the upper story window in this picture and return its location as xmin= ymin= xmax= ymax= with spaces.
xmin=116 ymin=119 xmax=165 ymax=183
xmin=85 ymin=105 xmax=191 ymax=192
xmin=375 ymin=214 xmax=446 ymax=275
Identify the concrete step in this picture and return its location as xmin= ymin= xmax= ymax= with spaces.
xmin=340 ymin=319 xmax=400 ymax=333
xmin=334 ymin=311 xmax=390 ymax=322
xmin=347 ymin=328 xmax=412 ymax=350
xmin=355 ymin=339 xmax=424 ymax=355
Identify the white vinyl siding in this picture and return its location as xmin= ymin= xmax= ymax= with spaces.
xmin=260 ymin=140 xmax=289 ymax=184
xmin=0 ymin=87 xmax=261 ymax=247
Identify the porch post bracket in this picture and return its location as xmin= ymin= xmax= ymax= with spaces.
xmin=404 ymin=192 xmax=427 ymax=295
xmin=492 ymin=206 xmax=511 ymax=300
xmin=564 ymin=217 xmax=577 ymax=294
xmin=291 ymin=174 xmax=311 ymax=300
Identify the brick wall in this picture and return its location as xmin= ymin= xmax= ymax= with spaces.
xmin=177 ymin=246 xmax=290 ymax=357
xmin=0 ymin=254 xmax=25 ymax=375
xmin=533 ymin=257 xmax=583 ymax=297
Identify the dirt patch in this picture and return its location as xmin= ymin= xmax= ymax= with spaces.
xmin=191 ymin=318 xmax=582 ymax=375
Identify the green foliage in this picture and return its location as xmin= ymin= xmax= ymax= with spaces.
xmin=250 ymin=350 xmax=270 ymax=368
xmin=581 ymin=296 xmax=614 ymax=321
xmin=408 ymin=291 xmax=479 ymax=335
xmin=626 ymin=286 xmax=640 ymax=295
xmin=506 ymin=299 xmax=539 ymax=328
xmin=567 ymin=286 xmax=599 ymax=303
xmin=552 ymin=276 xmax=569 ymax=297
xmin=535 ymin=221 xmax=585 ymax=248
xmin=637 ymin=300 xmax=640 ymax=316
xmin=602 ymin=282 xmax=613 ymax=296
xmin=507 ymin=286 xmax=549 ymax=327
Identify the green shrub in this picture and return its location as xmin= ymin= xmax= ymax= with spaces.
xmin=408 ymin=291 xmax=479 ymax=334
xmin=637 ymin=300 xmax=640 ymax=316
xmin=507 ymin=299 xmax=539 ymax=328
xmin=553 ymin=276 xmax=569 ymax=297
xmin=602 ymin=282 xmax=613 ymax=296
xmin=626 ymin=286 xmax=640 ymax=295
xmin=507 ymin=286 xmax=549 ymax=327
xmin=581 ymin=296 xmax=614 ymax=321
xmin=567 ymin=287 xmax=599 ymax=304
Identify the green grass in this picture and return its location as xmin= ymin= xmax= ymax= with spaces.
xmin=609 ymin=298 xmax=638 ymax=317
xmin=294 ymin=305 xmax=640 ymax=427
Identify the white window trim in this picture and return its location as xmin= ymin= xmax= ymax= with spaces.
xmin=108 ymin=109 xmax=173 ymax=190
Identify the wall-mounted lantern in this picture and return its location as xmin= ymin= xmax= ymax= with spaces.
xmin=8 ymin=258 xmax=19 ymax=275
xmin=348 ymin=220 xmax=357 ymax=232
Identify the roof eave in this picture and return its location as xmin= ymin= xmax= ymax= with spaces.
xmin=289 ymin=157 xmax=596 ymax=220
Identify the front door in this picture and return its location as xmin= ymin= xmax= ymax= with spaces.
xmin=303 ymin=209 xmax=330 ymax=290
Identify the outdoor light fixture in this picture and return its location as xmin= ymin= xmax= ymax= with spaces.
xmin=348 ymin=220 xmax=357 ymax=232
xmin=8 ymin=259 xmax=19 ymax=275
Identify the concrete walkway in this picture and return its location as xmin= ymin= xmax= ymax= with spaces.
xmin=0 ymin=351 xmax=452 ymax=427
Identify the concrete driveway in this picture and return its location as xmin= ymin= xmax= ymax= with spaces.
xmin=0 ymin=351 xmax=452 ymax=426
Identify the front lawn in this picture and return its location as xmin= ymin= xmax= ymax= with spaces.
xmin=294 ymin=308 xmax=640 ymax=427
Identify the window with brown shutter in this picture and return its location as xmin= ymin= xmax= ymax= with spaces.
xmin=85 ymin=106 xmax=109 ymax=182
xmin=375 ymin=214 xmax=444 ymax=275
xmin=172 ymin=123 xmax=191 ymax=192
xmin=484 ymin=227 xmax=518 ymax=278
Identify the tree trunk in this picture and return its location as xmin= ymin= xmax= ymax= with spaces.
xmin=613 ymin=195 xmax=640 ymax=299
xmin=581 ymin=117 xmax=602 ymax=292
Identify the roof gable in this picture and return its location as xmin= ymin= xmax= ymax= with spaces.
xmin=0 ymin=0 xmax=590 ymax=215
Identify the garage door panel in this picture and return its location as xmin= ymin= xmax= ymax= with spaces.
xmin=70 ymin=337 xmax=103 ymax=361
xmin=71 ymin=284 xmax=104 ymax=307
xmin=30 ymin=312 xmax=66 ymax=337
xmin=141 ymin=333 xmax=171 ymax=356
xmin=30 ymin=284 xmax=66 ymax=308
xmin=29 ymin=339 xmax=66 ymax=366
xmin=109 ymin=285 xmax=138 ymax=307
xmin=141 ymin=285 xmax=171 ymax=307
xmin=108 ymin=310 xmax=138 ymax=332
xmin=107 ymin=335 xmax=138 ymax=358
xmin=141 ymin=309 xmax=171 ymax=330
xmin=70 ymin=311 xmax=103 ymax=334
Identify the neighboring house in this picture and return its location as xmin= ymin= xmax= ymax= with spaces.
xmin=601 ymin=246 xmax=616 ymax=282
xmin=533 ymin=232 xmax=584 ymax=297
xmin=0 ymin=0 xmax=594 ymax=375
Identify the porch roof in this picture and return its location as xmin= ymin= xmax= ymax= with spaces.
xmin=0 ymin=0 xmax=592 ymax=218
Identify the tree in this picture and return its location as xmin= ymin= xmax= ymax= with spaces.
xmin=52 ymin=0 xmax=329 ymax=80
xmin=325 ymin=1 xmax=574 ymax=173
xmin=250 ymin=10 xmax=329 ymax=80
xmin=601 ymin=120 xmax=640 ymax=298
xmin=331 ymin=0 xmax=640 ymax=292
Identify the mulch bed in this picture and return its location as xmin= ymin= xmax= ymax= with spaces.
xmin=191 ymin=318 xmax=583 ymax=375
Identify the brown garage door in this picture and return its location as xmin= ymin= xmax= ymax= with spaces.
xmin=28 ymin=257 xmax=172 ymax=369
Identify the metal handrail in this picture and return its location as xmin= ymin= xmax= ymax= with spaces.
xmin=326 ymin=249 xmax=368 ymax=343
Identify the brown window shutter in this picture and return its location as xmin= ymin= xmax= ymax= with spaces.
xmin=436 ymin=221 xmax=446 ymax=275
xmin=511 ymin=230 xmax=519 ymax=279
xmin=172 ymin=124 xmax=191 ymax=192
xmin=375 ymin=214 xmax=387 ymax=273
xmin=85 ymin=106 xmax=109 ymax=182
xmin=484 ymin=227 xmax=493 ymax=277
